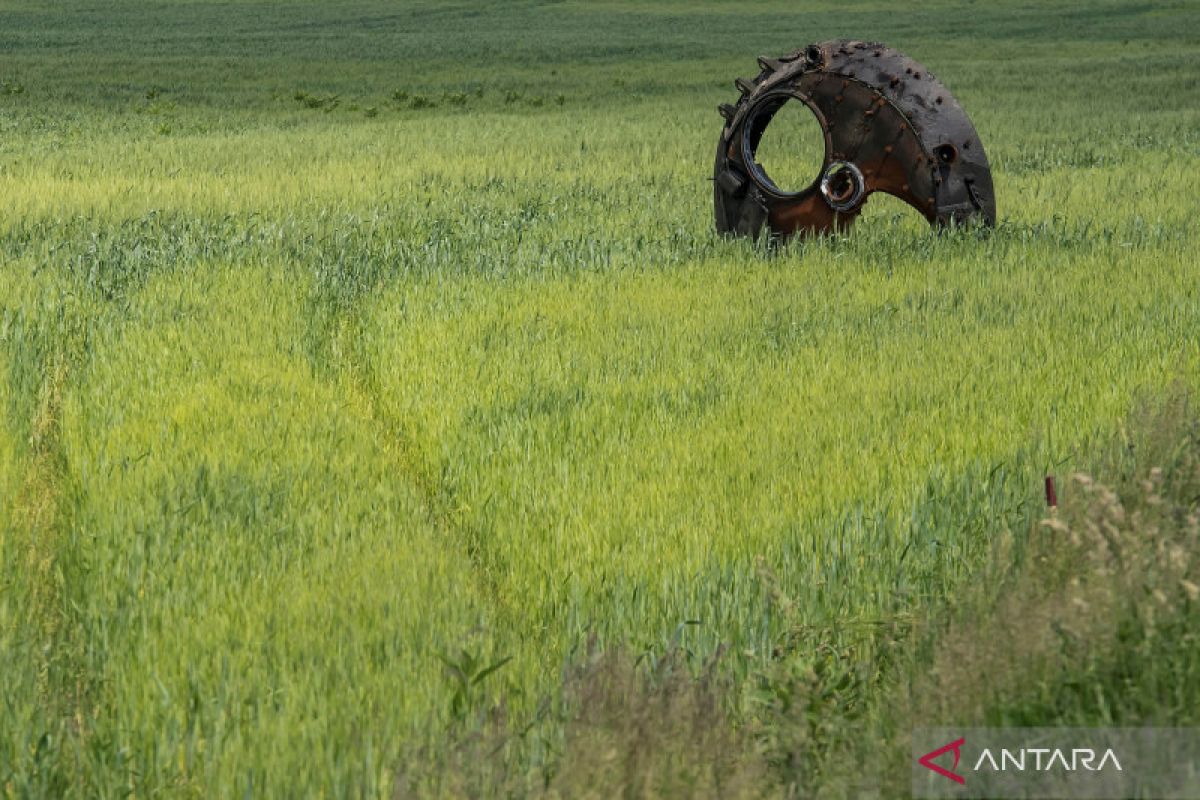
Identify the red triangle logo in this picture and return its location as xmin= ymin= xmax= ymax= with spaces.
xmin=918 ymin=737 xmax=966 ymax=785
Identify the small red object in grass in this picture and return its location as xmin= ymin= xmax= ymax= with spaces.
xmin=1045 ymin=475 xmax=1058 ymax=509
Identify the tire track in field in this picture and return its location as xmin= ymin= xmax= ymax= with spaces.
xmin=8 ymin=333 xmax=96 ymax=758
xmin=319 ymin=308 xmax=508 ymax=615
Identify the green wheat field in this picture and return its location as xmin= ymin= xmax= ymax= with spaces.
xmin=2 ymin=1 xmax=1199 ymax=796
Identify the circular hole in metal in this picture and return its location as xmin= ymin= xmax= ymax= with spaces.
xmin=742 ymin=95 xmax=826 ymax=196
xmin=936 ymin=144 xmax=958 ymax=164
xmin=826 ymin=171 xmax=855 ymax=203
xmin=820 ymin=161 xmax=865 ymax=212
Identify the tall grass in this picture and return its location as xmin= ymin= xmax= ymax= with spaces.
xmin=429 ymin=391 xmax=1200 ymax=798
xmin=1 ymin=0 xmax=1198 ymax=795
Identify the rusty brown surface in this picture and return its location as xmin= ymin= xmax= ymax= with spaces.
xmin=714 ymin=40 xmax=996 ymax=240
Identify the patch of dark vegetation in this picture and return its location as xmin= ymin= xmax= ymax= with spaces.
xmin=292 ymin=90 xmax=340 ymax=111
xmin=396 ymin=643 xmax=766 ymax=799
xmin=390 ymin=87 xmax=488 ymax=111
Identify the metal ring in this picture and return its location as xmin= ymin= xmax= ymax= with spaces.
xmin=819 ymin=161 xmax=865 ymax=212
xmin=738 ymin=91 xmax=831 ymax=199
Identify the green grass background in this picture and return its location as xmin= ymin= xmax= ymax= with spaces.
xmin=1 ymin=0 xmax=1198 ymax=796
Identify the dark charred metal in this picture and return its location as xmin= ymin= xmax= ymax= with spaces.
xmin=714 ymin=40 xmax=995 ymax=239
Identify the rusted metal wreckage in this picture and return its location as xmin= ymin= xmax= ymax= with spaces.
xmin=714 ymin=40 xmax=996 ymax=240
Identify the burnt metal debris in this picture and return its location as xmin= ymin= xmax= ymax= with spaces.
xmin=714 ymin=40 xmax=995 ymax=240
